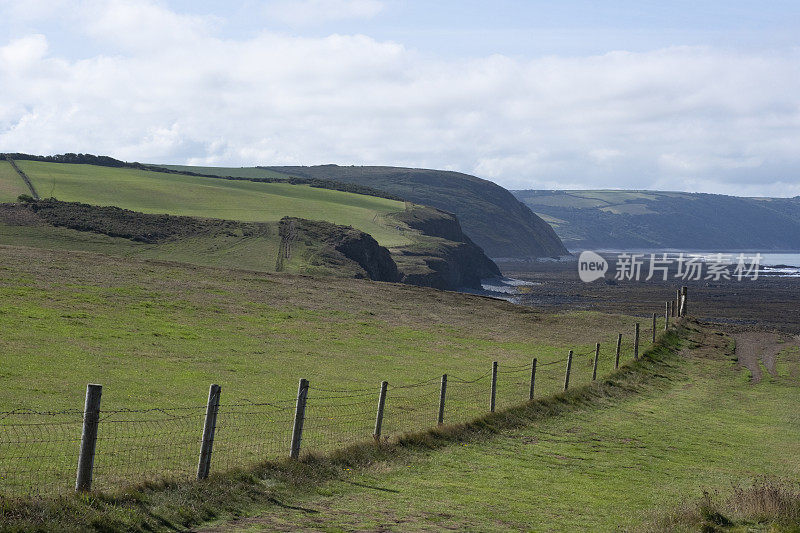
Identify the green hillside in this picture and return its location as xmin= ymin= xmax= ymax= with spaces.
xmin=0 ymin=159 xmax=500 ymax=289
xmin=164 ymin=163 xmax=568 ymax=259
xmin=10 ymin=160 xmax=410 ymax=247
xmin=0 ymin=161 xmax=29 ymax=200
xmin=514 ymin=189 xmax=800 ymax=250
xmin=0 ymin=245 xmax=641 ymax=502
xmin=160 ymin=164 xmax=290 ymax=180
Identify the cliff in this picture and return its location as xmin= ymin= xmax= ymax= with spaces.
xmin=389 ymin=205 xmax=501 ymax=290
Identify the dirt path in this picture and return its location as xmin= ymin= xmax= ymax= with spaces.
xmin=733 ymin=331 xmax=799 ymax=383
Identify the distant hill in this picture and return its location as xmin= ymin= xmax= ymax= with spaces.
xmin=0 ymin=158 xmax=499 ymax=289
xmin=513 ymin=189 xmax=800 ymax=251
xmin=166 ymin=163 xmax=569 ymax=259
xmin=264 ymin=166 xmax=568 ymax=259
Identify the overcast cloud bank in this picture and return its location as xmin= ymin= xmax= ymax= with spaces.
xmin=1 ymin=0 xmax=799 ymax=196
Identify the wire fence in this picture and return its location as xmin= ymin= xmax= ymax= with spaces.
xmin=0 ymin=317 xmax=669 ymax=497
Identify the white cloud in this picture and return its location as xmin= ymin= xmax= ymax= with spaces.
xmin=80 ymin=0 xmax=216 ymax=51
xmin=0 ymin=34 xmax=48 ymax=70
xmin=0 ymin=0 xmax=68 ymax=20
xmin=1 ymin=1 xmax=800 ymax=197
xmin=264 ymin=0 xmax=384 ymax=26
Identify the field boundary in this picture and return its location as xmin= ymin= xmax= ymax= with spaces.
xmin=2 ymin=155 xmax=39 ymax=200
xmin=0 ymin=294 xmax=685 ymax=498
xmin=0 ymin=322 xmax=691 ymax=532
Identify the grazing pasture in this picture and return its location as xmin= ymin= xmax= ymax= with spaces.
xmin=10 ymin=161 xmax=410 ymax=247
xmin=203 ymin=325 xmax=800 ymax=532
xmin=0 ymin=244 xmax=653 ymax=496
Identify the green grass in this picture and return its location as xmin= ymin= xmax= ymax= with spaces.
xmin=13 ymin=161 xmax=410 ymax=247
xmin=0 ymin=162 xmax=28 ymax=202
xmin=0 ymin=244 xmax=657 ymax=497
xmin=158 ymin=165 xmax=290 ymax=180
xmin=0 ymin=223 xmax=284 ymax=272
xmin=4 ymin=314 xmax=795 ymax=531
xmin=200 ymin=324 xmax=800 ymax=532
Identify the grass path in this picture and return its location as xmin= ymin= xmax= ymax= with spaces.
xmin=203 ymin=324 xmax=800 ymax=532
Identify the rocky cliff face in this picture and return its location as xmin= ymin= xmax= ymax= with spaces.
xmin=280 ymin=217 xmax=400 ymax=282
xmin=390 ymin=206 xmax=501 ymax=290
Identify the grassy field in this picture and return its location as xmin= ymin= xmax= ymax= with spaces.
xmin=0 ymin=222 xmax=285 ymax=273
xmin=0 ymin=162 xmax=29 ymax=202
xmin=6 ymin=323 xmax=796 ymax=531
xmin=158 ymin=165 xmax=289 ymax=180
xmin=202 ymin=324 xmax=800 ymax=532
xmin=155 ymin=163 xmax=569 ymax=259
xmin=0 ymin=244 xmax=658 ymax=497
xmin=10 ymin=161 xmax=410 ymax=247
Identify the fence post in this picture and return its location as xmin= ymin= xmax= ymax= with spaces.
xmin=197 ymin=384 xmax=221 ymax=480
xmin=681 ymin=286 xmax=688 ymax=316
xmin=634 ymin=323 xmax=640 ymax=360
xmin=665 ymin=301 xmax=670 ymax=330
xmin=615 ymin=333 xmax=622 ymax=369
xmin=529 ymin=358 xmax=537 ymax=400
xmin=672 ymin=294 xmax=677 ymax=317
xmin=652 ymin=313 xmax=656 ymax=343
xmin=490 ymin=361 xmax=498 ymax=412
xmin=290 ymin=378 xmax=309 ymax=460
xmin=75 ymin=384 xmax=102 ymax=492
xmin=592 ymin=343 xmax=600 ymax=381
xmin=676 ymin=288 xmax=681 ymax=318
xmin=373 ymin=381 xmax=388 ymax=440
xmin=437 ymin=374 xmax=447 ymax=426
xmin=564 ymin=350 xmax=573 ymax=391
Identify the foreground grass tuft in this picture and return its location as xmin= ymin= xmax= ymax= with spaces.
xmin=651 ymin=479 xmax=800 ymax=532
xmin=0 ymin=328 xmax=687 ymax=532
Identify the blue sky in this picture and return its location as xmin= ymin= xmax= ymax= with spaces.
xmin=1 ymin=0 xmax=800 ymax=195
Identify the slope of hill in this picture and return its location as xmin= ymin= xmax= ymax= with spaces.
xmin=0 ymin=200 xmax=402 ymax=281
xmin=514 ymin=189 xmax=800 ymax=250
xmin=0 ymin=160 xmax=499 ymax=289
xmin=10 ymin=160 xmax=410 ymax=247
xmin=166 ymin=163 xmax=569 ymax=259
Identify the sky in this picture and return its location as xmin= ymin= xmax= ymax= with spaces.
xmin=1 ymin=1 xmax=799 ymax=196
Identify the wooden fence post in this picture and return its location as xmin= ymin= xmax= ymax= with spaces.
xmin=672 ymin=294 xmax=677 ymax=317
xmin=676 ymin=288 xmax=681 ymax=318
xmin=634 ymin=323 xmax=640 ymax=360
xmin=592 ymin=343 xmax=600 ymax=381
xmin=197 ymin=384 xmax=221 ymax=480
xmin=490 ymin=361 xmax=498 ymax=412
xmin=652 ymin=313 xmax=656 ymax=343
xmin=665 ymin=301 xmax=670 ymax=330
xmin=564 ymin=350 xmax=573 ymax=391
xmin=615 ymin=333 xmax=622 ymax=369
xmin=75 ymin=384 xmax=102 ymax=492
xmin=437 ymin=374 xmax=447 ymax=426
xmin=373 ymin=381 xmax=388 ymax=440
xmin=290 ymin=378 xmax=309 ymax=460
xmin=529 ymin=358 xmax=537 ymax=400
xmin=681 ymin=286 xmax=688 ymax=316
